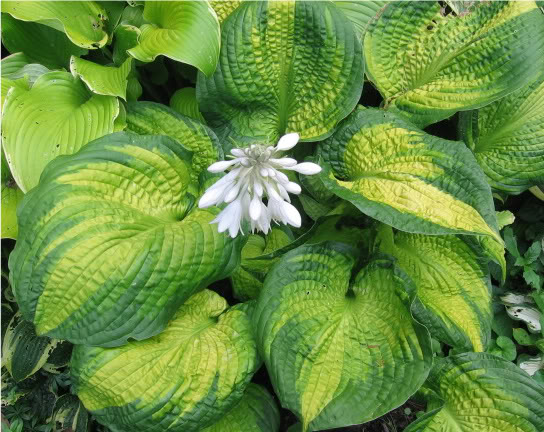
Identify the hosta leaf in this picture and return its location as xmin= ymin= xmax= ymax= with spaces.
xmin=71 ymin=290 xmax=258 ymax=432
xmin=2 ymin=71 xmax=119 ymax=192
xmin=112 ymin=24 xmax=140 ymax=65
xmin=2 ymin=313 xmax=58 ymax=382
xmin=365 ymin=1 xmax=544 ymax=126
xmin=170 ymin=87 xmax=206 ymax=123
xmin=197 ymin=0 xmax=364 ymax=145
xmin=1 ymin=171 xmax=24 ymax=240
xmin=51 ymin=395 xmax=89 ymax=432
xmin=318 ymin=108 xmax=501 ymax=241
xmin=125 ymin=101 xmax=222 ymax=181
xmin=1 ymin=1 xmax=109 ymax=49
xmin=459 ymin=74 xmax=544 ymax=194
xmin=70 ymin=56 xmax=132 ymax=99
xmin=254 ymin=242 xmax=432 ymax=431
xmin=127 ymin=1 xmax=220 ymax=76
xmin=1 ymin=13 xmax=87 ymax=70
xmin=9 ymin=132 xmax=243 ymax=347
xmin=379 ymin=228 xmax=492 ymax=352
xmin=405 ymin=353 xmax=544 ymax=432
xmin=332 ymin=1 xmax=390 ymax=42
xmin=210 ymin=0 xmax=243 ymax=24
xmin=202 ymin=384 xmax=280 ymax=432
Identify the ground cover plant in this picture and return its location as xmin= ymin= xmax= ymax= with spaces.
xmin=1 ymin=1 xmax=544 ymax=431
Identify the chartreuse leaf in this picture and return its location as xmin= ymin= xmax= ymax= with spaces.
xmin=127 ymin=1 xmax=220 ymax=76
xmin=197 ymin=0 xmax=364 ymax=145
xmin=405 ymin=353 xmax=544 ymax=432
xmin=319 ymin=109 xmax=501 ymax=241
xmin=113 ymin=24 xmax=140 ymax=65
xmin=71 ymin=290 xmax=258 ymax=432
xmin=125 ymin=101 xmax=222 ymax=181
xmin=1 ymin=1 xmax=109 ymax=49
xmin=459 ymin=74 xmax=544 ymax=194
xmin=9 ymin=132 xmax=244 ymax=347
xmin=2 ymin=313 xmax=58 ymax=382
xmin=170 ymin=88 xmax=206 ymax=123
xmin=202 ymin=384 xmax=280 ymax=432
xmin=2 ymin=71 xmax=119 ymax=192
xmin=1 ymin=13 xmax=87 ymax=69
xmin=70 ymin=56 xmax=132 ymax=100
xmin=254 ymin=242 xmax=432 ymax=431
xmin=1 ymin=149 xmax=24 ymax=240
xmin=365 ymin=1 xmax=544 ymax=127
xmin=378 ymin=227 xmax=492 ymax=352
xmin=51 ymin=395 xmax=89 ymax=432
xmin=209 ymin=0 xmax=242 ymax=24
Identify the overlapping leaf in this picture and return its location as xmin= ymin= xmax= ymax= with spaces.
xmin=2 ymin=71 xmax=119 ymax=192
xmin=332 ymin=1 xmax=390 ymax=42
xmin=365 ymin=1 xmax=544 ymax=126
xmin=405 ymin=353 xmax=544 ymax=432
xmin=318 ymin=108 xmax=501 ymax=241
xmin=1 ymin=1 xmax=109 ymax=49
xmin=459 ymin=75 xmax=544 ymax=194
xmin=197 ymin=0 xmax=364 ymax=145
xmin=127 ymin=1 xmax=220 ymax=76
xmin=9 ymin=132 xmax=243 ymax=347
xmin=169 ymin=88 xmax=206 ymax=123
xmin=71 ymin=290 xmax=258 ymax=432
xmin=70 ymin=56 xmax=132 ymax=99
xmin=254 ymin=242 xmax=432 ymax=431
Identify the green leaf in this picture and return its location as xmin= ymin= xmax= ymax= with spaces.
xmin=1 ymin=179 xmax=24 ymax=240
xmin=169 ymin=87 xmax=206 ymax=123
xmin=332 ymin=1 xmax=390 ymax=42
xmin=1 ymin=1 xmax=109 ymax=49
xmin=365 ymin=1 xmax=544 ymax=127
xmin=318 ymin=108 xmax=501 ymax=241
xmin=405 ymin=353 xmax=544 ymax=432
xmin=459 ymin=75 xmax=544 ymax=193
xmin=202 ymin=384 xmax=280 ymax=432
xmin=1 ymin=13 xmax=87 ymax=69
xmin=9 ymin=132 xmax=244 ymax=347
xmin=209 ymin=0 xmax=242 ymax=24
xmin=379 ymin=228 xmax=492 ymax=352
xmin=497 ymin=210 xmax=516 ymax=230
xmin=2 ymin=313 xmax=58 ymax=382
xmin=70 ymin=56 xmax=131 ymax=100
xmin=524 ymin=241 xmax=542 ymax=266
xmin=197 ymin=0 xmax=364 ymax=145
xmin=127 ymin=1 xmax=220 ymax=76
xmin=2 ymin=71 xmax=119 ymax=192
xmin=524 ymin=267 xmax=542 ymax=291
xmin=513 ymin=328 xmax=539 ymax=347
xmin=488 ymin=336 xmax=517 ymax=361
xmin=125 ymin=101 xmax=222 ymax=181
xmin=298 ymin=194 xmax=332 ymax=221
xmin=51 ymin=395 xmax=89 ymax=432
xmin=254 ymin=242 xmax=432 ymax=431
xmin=71 ymin=290 xmax=258 ymax=432
xmin=112 ymin=24 xmax=140 ymax=65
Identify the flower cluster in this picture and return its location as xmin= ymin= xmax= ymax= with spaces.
xmin=198 ymin=133 xmax=321 ymax=237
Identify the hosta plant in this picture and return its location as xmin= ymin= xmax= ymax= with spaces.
xmin=1 ymin=1 xmax=544 ymax=431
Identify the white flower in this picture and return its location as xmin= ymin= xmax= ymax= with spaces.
xmin=198 ymin=133 xmax=321 ymax=237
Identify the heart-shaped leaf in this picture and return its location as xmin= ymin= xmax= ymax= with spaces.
xmin=254 ymin=242 xmax=432 ymax=431
xmin=197 ymin=0 xmax=364 ymax=145
xmin=459 ymin=74 xmax=544 ymax=194
xmin=9 ymin=132 xmax=244 ymax=347
xmin=127 ymin=1 xmax=220 ymax=76
xmin=72 ymin=289 xmax=258 ymax=432
xmin=169 ymin=87 xmax=206 ymax=123
xmin=2 ymin=71 xmax=119 ymax=192
xmin=1 ymin=13 xmax=87 ymax=69
xmin=1 ymin=1 xmax=109 ymax=49
xmin=405 ymin=353 xmax=544 ymax=432
xmin=365 ymin=1 xmax=544 ymax=126
xmin=70 ymin=56 xmax=132 ymax=99
xmin=318 ymin=108 xmax=501 ymax=242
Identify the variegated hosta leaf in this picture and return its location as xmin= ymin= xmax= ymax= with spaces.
xmin=1 ymin=1 xmax=109 ymax=49
xmin=332 ymin=1 xmax=390 ymax=43
xmin=197 ymin=0 xmax=364 ymax=145
xmin=2 ymin=71 xmax=119 ymax=192
xmin=405 ymin=353 xmax=544 ymax=432
xmin=209 ymin=0 xmax=243 ymax=24
xmin=2 ymin=313 xmax=58 ymax=382
xmin=51 ymin=395 xmax=89 ymax=432
xmin=459 ymin=74 xmax=544 ymax=194
xmin=9 ymin=132 xmax=244 ymax=347
xmin=365 ymin=1 xmax=544 ymax=127
xmin=254 ymin=242 xmax=432 ymax=431
xmin=70 ymin=56 xmax=132 ymax=100
xmin=378 ymin=227 xmax=492 ymax=352
xmin=202 ymin=384 xmax=280 ymax=432
xmin=1 ymin=14 xmax=87 ymax=69
xmin=125 ymin=101 xmax=222 ymax=181
xmin=318 ymin=108 xmax=501 ymax=242
xmin=71 ymin=290 xmax=258 ymax=432
xmin=127 ymin=1 xmax=220 ymax=76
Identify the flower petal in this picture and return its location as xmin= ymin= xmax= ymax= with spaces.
xmin=208 ymin=159 xmax=238 ymax=173
xmin=290 ymin=162 xmax=322 ymax=175
xmin=281 ymin=201 xmax=301 ymax=228
xmin=198 ymin=186 xmax=225 ymax=208
xmin=276 ymin=132 xmax=300 ymax=151
xmin=285 ymin=181 xmax=302 ymax=194
xmin=249 ymin=194 xmax=262 ymax=221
